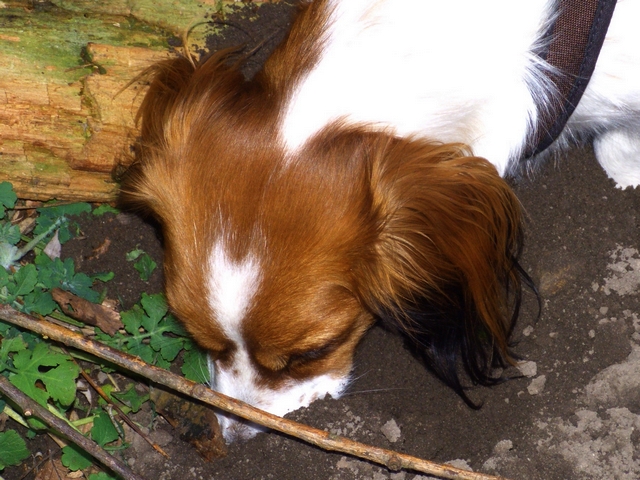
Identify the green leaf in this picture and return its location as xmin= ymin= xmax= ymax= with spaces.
xmin=91 ymin=410 xmax=119 ymax=447
xmin=0 ymin=223 xmax=21 ymax=246
xmin=9 ymin=264 xmax=38 ymax=297
xmin=152 ymin=335 xmax=184 ymax=362
xmin=112 ymin=384 xmax=148 ymax=414
xmin=0 ymin=266 xmax=9 ymax=288
xmin=0 ymin=335 xmax=27 ymax=373
xmin=0 ymin=430 xmax=30 ymax=470
xmin=92 ymin=204 xmax=120 ymax=216
xmin=154 ymin=356 xmax=171 ymax=370
xmin=126 ymin=341 xmax=155 ymax=364
xmin=35 ymin=202 xmax=90 ymax=244
xmin=61 ymin=444 xmax=93 ymax=471
xmin=89 ymin=472 xmax=118 ymax=480
xmin=182 ymin=348 xmax=211 ymax=384
xmin=22 ymin=288 xmax=57 ymax=316
xmin=0 ymin=182 xmax=17 ymax=212
xmin=26 ymin=416 xmax=48 ymax=431
xmin=120 ymin=305 xmax=145 ymax=336
xmin=65 ymin=271 xmax=99 ymax=303
xmin=35 ymin=256 xmax=99 ymax=303
xmin=125 ymin=248 xmax=144 ymax=262
xmin=10 ymin=343 xmax=80 ymax=407
xmin=133 ymin=253 xmax=157 ymax=281
xmin=44 ymin=361 xmax=81 ymax=406
xmin=140 ymin=293 xmax=167 ymax=324
xmin=92 ymin=271 xmax=114 ymax=282
xmin=36 ymin=202 xmax=91 ymax=223
xmin=158 ymin=313 xmax=187 ymax=336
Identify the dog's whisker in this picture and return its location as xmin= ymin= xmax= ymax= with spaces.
xmin=343 ymin=387 xmax=411 ymax=397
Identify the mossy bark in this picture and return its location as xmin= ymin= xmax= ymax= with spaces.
xmin=0 ymin=0 xmax=251 ymax=201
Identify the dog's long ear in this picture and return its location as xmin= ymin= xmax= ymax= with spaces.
xmin=120 ymin=50 xmax=246 ymax=215
xmin=119 ymin=54 xmax=197 ymax=214
xmin=359 ymin=136 xmax=528 ymax=405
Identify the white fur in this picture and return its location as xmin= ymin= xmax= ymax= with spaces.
xmin=206 ymin=240 xmax=348 ymax=441
xmin=282 ymin=0 xmax=640 ymax=187
xmin=207 ymin=240 xmax=261 ymax=339
xmin=214 ymin=356 xmax=349 ymax=441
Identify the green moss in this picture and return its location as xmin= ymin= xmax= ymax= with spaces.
xmin=0 ymin=5 xmax=169 ymax=84
xmin=0 ymin=0 xmax=261 ymax=85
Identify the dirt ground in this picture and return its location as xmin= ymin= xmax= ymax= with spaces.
xmin=7 ymin=2 xmax=640 ymax=479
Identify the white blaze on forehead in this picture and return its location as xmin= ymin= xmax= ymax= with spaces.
xmin=204 ymin=241 xmax=352 ymax=442
xmin=207 ymin=240 xmax=261 ymax=342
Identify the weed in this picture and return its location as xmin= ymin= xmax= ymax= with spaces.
xmin=0 ymin=183 xmax=208 ymax=477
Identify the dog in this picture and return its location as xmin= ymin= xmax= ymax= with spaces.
xmin=122 ymin=0 xmax=640 ymax=441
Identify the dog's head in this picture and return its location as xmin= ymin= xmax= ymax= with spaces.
xmin=121 ymin=51 xmax=525 ymax=441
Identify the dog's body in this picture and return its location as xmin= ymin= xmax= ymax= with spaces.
xmin=123 ymin=0 xmax=640 ymax=441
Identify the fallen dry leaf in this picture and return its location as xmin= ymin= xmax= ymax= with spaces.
xmin=87 ymin=238 xmax=112 ymax=260
xmin=52 ymin=288 xmax=123 ymax=335
xmin=33 ymin=456 xmax=71 ymax=480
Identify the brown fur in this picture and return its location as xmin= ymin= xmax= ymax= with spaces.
xmin=121 ymin=0 xmax=525 ymax=399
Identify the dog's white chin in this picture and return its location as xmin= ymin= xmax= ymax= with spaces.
xmin=214 ymin=373 xmax=350 ymax=443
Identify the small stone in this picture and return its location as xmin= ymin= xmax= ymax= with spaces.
xmin=527 ymin=375 xmax=547 ymax=395
xmin=517 ymin=360 xmax=537 ymax=378
xmin=381 ymin=419 xmax=402 ymax=443
xmin=522 ymin=325 xmax=534 ymax=337
xmin=599 ymin=306 xmax=609 ymax=315
xmin=336 ymin=456 xmax=360 ymax=474
xmin=446 ymin=459 xmax=473 ymax=471
xmin=589 ymin=329 xmax=596 ymax=338
xmin=390 ymin=472 xmax=407 ymax=480
xmin=493 ymin=440 xmax=513 ymax=454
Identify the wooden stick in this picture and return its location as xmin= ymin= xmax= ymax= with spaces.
xmin=0 ymin=374 xmax=143 ymax=480
xmin=65 ymin=348 xmax=170 ymax=459
xmin=0 ymin=304 xmax=509 ymax=480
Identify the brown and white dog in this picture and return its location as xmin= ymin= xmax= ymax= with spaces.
xmin=122 ymin=0 xmax=640 ymax=441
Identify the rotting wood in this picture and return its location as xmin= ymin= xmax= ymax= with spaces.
xmin=0 ymin=0 xmax=253 ymax=201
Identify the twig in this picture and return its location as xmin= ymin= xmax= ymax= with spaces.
xmin=62 ymin=347 xmax=170 ymax=459
xmin=0 ymin=375 xmax=143 ymax=480
xmin=0 ymin=304 xmax=509 ymax=480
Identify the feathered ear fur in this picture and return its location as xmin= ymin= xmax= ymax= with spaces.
xmin=119 ymin=53 xmax=198 ymax=214
xmin=356 ymin=135 xmax=530 ymax=405
xmin=119 ymin=48 xmax=250 ymax=215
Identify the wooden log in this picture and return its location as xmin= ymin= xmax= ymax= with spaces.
xmin=0 ymin=0 xmax=255 ymax=201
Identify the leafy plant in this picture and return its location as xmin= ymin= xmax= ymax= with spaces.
xmin=126 ymin=247 xmax=157 ymax=281
xmin=10 ymin=342 xmax=80 ymax=408
xmin=112 ymin=383 xmax=148 ymax=413
xmin=96 ymin=293 xmax=209 ymax=381
xmin=61 ymin=443 xmax=94 ymax=471
xmin=0 ymin=182 xmax=17 ymax=216
xmin=0 ymin=182 xmax=209 ymax=476
xmin=0 ymin=429 xmax=30 ymax=471
xmin=92 ymin=204 xmax=120 ymax=217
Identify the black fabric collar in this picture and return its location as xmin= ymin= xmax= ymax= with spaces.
xmin=523 ymin=0 xmax=617 ymax=158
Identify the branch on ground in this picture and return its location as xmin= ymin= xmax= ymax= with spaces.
xmin=0 ymin=304 xmax=510 ymax=480
xmin=0 ymin=374 xmax=143 ymax=480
